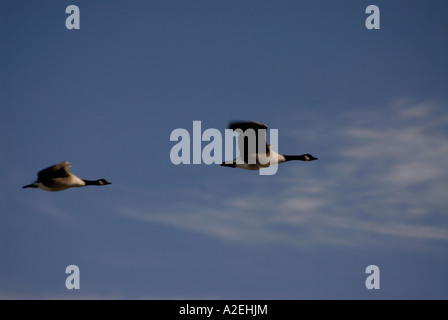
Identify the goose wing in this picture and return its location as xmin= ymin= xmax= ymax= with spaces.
xmin=37 ymin=161 xmax=72 ymax=181
xmin=229 ymin=121 xmax=269 ymax=163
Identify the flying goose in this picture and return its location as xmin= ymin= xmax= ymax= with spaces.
xmin=23 ymin=161 xmax=111 ymax=192
xmin=221 ymin=121 xmax=318 ymax=170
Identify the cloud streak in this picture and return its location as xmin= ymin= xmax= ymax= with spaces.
xmin=116 ymin=99 xmax=448 ymax=251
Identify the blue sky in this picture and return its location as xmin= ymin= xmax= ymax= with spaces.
xmin=1 ymin=0 xmax=448 ymax=299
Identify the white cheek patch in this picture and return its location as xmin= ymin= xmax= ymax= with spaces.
xmin=36 ymin=182 xmax=52 ymax=191
xmin=304 ymin=155 xmax=310 ymax=161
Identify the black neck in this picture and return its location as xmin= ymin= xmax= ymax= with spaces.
xmin=283 ymin=155 xmax=308 ymax=162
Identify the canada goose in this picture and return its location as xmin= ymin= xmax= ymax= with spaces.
xmin=22 ymin=161 xmax=111 ymax=192
xmin=221 ymin=121 xmax=318 ymax=170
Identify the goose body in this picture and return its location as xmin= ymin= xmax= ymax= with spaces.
xmin=23 ymin=161 xmax=111 ymax=192
xmin=221 ymin=121 xmax=317 ymax=170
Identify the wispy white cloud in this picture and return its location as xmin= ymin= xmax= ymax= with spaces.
xmin=337 ymin=100 xmax=448 ymax=220
xmin=32 ymin=201 xmax=74 ymax=224
xmin=115 ymin=99 xmax=448 ymax=251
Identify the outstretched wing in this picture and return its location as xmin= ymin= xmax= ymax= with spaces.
xmin=228 ymin=121 xmax=270 ymax=163
xmin=37 ymin=161 xmax=71 ymax=181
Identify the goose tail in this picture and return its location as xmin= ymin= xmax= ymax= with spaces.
xmin=23 ymin=183 xmax=37 ymax=189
